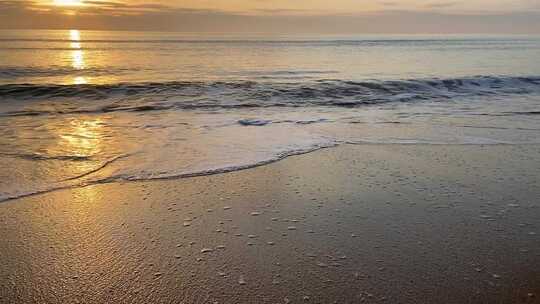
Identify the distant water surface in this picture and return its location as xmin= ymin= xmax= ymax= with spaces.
xmin=0 ymin=30 xmax=539 ymax=201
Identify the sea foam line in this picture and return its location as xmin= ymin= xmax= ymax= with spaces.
xmin=2 ymin=138 xmax=540 ymax=203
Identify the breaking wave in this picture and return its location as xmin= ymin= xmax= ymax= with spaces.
xmin=1 ymin=75 xmax=539 ymax=117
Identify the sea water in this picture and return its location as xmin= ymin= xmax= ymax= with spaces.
xmin=1 ymin=30 xmax=539 ymax=201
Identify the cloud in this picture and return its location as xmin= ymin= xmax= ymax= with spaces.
xmin=377 ymin=1 xmax=399 ymax=6
xmin=81 ymin=1 xmax=172 ymax=12
xmin=424 ymin=1 xmax=460 ymax=9
xmin=0 ymin=0 xmax=30 ymax=11
xmin=0 ymin=0 xmax=539 ymax=33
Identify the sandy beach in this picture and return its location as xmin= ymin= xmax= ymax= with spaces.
xmin=1 ymin=144 xmax=539 ymax=303
xmin=2 ymin=5 xmax=540 ymax=304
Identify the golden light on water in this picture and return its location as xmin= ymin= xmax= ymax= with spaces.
xmin=68 ymin=30 xmax=87 ymax=83
xmin=72 ymin=50 xmax=85 ymax=69
xmin=73 ymin=76 xmax=88 ymax=84
xmin=69 ymin=29 xmax=80 ymax=41
xmin=59 ymin=118 xmax=104 ymax=157
xmin=62 ymin=29 xmax=115 ymax=85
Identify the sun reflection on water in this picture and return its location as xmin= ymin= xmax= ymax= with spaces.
xmin=69 ymin=30 xmax=87 ymax=83
xmin=38 ymin=116 xmax=113 ymax=183
xmin=59 ymin=118 xmax=104 ymax=157
xmin=73 ymin=76 xmax=87 ymax=84
xmin=69 ymin=29 xmax=80 ymax=41
xmin=72 ymin=50 xmax=85 ymax=69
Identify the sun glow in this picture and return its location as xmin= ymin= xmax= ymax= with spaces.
xmin=53 ymin=0 xmax=83 ymax=6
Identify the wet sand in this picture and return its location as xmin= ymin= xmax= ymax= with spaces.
xmin=1 ymin=144 xmax=539 ymax=304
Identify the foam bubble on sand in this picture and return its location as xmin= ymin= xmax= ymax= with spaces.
xmin=238 ymin=119 xmax=272 ymax=126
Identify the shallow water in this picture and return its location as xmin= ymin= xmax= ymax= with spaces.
xmin=1 ymin=30 xmax=540 ymax=201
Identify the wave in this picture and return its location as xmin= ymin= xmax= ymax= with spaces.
xmin=506 ymin=111 xmax=540 ymax=115
xmin=1 ymin=75 xmax=539 ymax=117
xmin=0 ymin=143 xmax=337 ymax=203
xmin=3 ymin=136 xmax=537 ymax=203
xmin=238 ymin=118 xmax=330 ymax=126
xmin=0 ymin=66 xmax=138 ymax=79
xmin=0 ymin=152 xmax=92 ymax=161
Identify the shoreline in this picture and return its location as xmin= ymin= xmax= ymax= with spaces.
xmin=3 ymin=141 xmax=539 ymax=204
xmin=1 ymin=144 xmax=539 ymax=303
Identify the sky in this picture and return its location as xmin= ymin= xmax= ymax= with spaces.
xmin=1 ymin=0 xmax=540 ymax=33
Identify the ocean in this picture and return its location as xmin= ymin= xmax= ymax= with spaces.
xmin=1 ymin=30 xmax=539 ymax=202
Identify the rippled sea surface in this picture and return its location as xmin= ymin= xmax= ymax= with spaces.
xmin=1 ymin=30 xmax=539 ymax=201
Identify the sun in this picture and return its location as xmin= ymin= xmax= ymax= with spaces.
xmin=53 ymin=0 xmax=83 ymax=6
